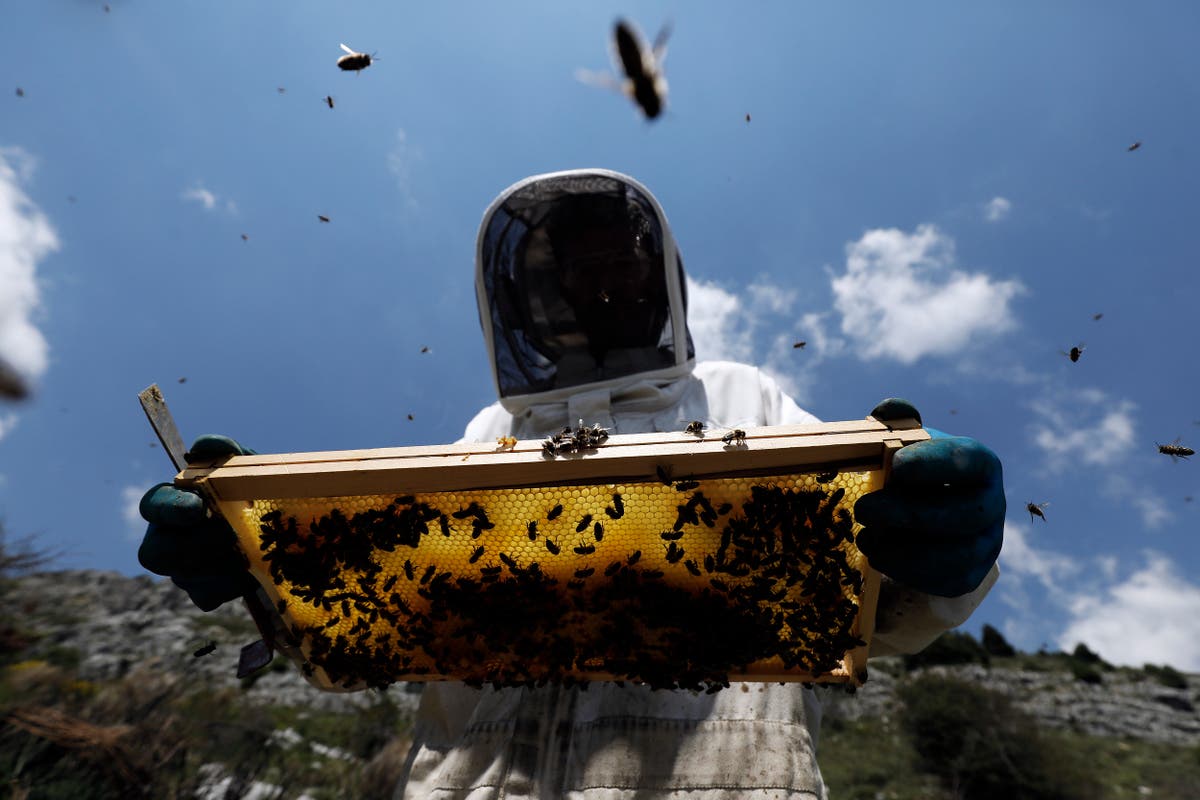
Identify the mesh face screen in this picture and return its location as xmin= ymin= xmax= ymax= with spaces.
xmin=224 ymin=468 xmax=882 ymax=691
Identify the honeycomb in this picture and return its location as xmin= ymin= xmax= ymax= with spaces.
xmin=223 ymin=469 xmax=882 ymax=692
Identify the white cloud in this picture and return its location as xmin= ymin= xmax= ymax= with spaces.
xmin=0 ymin=148 xmax=57 ymax=387
xmin=999 ymin=521 xmax=1081 ymax=596
xmin=182 ymin=185 xmax=217 ymax=210
xmin=1030 ymin=389 xmax=1137 ymax=472
xmin=685 ymin=276 xmax=819 ymax=402
xmin=121 ymin=485 xmax=147 ymax=541
xmin=387 ymin=128 xmax=421 ymax=208
xmin=0 ymin=412 xmax=17 ymax=441
xmin=983 ymin=196 xmax=1011 ymax=222
xmin=685 ymin=277 xmax=754 ymax=363
xmin=1058 ymin=553 xmax=1200 ymax=671
xmin=829 ymin=224 xmax=1024 ymax=364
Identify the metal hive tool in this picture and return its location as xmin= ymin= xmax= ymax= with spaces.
xmin=177 ymin=417 xmax=926 ymax=691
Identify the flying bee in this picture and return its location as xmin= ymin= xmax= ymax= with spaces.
xmin=1092 ymin=312 xmax=1103 ymax=321
xmin=1026 ymin=501 xmax=1049 ymax=522
xmin=324 ymin=95 xmax=335 ymax=109
xmin=577 ymin=19 xmax=671 ymax=120
xmin=1128 ymin=141 xmax=1142 ymax=152
xmin=1061 ymin=343 xmax=1085 ymax=363
xmin=793 ymin=341 xmax=806 ymax=350
xmin=684 ymin=420 xmax=706 ymax=437
xmin=745 ymin=113 xmax=751 ymax=123
xmin=15 ymin=87 xmax=24 ymax=98
xmin=722 ymin=429 xmax=747 ymax=446
xmin=337 ymin=43 xmax=376 ymax=72
xmin=1157 ymin=438 xmax=1194 ymax=462
xmin=192 ymin=641 xmax=217 ymax=658
xmin=318 ymin=214 xmax=331 ymax=223
xmin=496 ymin=436 xmax=518 ymax=450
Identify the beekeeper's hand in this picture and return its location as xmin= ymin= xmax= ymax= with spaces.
xmin=138 ymin=435 xmax=258 ymax=611
xmin=853 ymin=399 xmax=1004 ymax=598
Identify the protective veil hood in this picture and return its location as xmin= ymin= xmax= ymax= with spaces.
xmin=475 ymin=169 xmax=695 ymax=416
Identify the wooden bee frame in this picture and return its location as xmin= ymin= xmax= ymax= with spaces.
xmin=178 ymin=416 xmax=925 ymax=692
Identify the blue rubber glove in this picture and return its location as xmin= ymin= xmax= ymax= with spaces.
xmin=853 ymin=399 xmax=1005 ymax=598
xmin=138 ymin=435 xmax=259 ymax=611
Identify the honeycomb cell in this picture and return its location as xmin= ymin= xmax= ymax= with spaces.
xmin=228 ymin=469 xmax=883 ymax=691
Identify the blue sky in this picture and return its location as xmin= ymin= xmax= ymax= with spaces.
xmin=3 ymin=1 xmax=1199 ymax=670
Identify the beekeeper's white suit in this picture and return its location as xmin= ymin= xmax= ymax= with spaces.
xmin=398 ymin=170 xmax=996 ymax=799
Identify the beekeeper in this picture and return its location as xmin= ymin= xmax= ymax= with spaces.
xmin=140 ymin=169 xmax=1004 ymax=799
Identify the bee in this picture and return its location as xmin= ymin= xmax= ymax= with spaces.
xmin=664 ymin=542 xmax=685 ymax=564
xmin=240 ymin=233 xmax=249 ymax=242
xmin=660 ymin=529 xmax=684 ymax=541
xmin=574 ymin=567 xmax=595 ymax=578
xmin=337 ymin=43 xmax=376 ymax=72
xmin=276 ymin=599 xmax=288 ymax=614
xmin=1026 ymin=502 xmax=1049 ymax=522
xmin=684 ymin=420 xmax=706 ymax=436
xmin=438 ymin=514 xmax=451 ymax=537
xmin=382 ymin=574 xmax=398 ymax=591
xmin=1061 ymin=344 xmax=1086 ymax=363
xmin=576 ymin=514 xmax=593 ymax=532
xmin=684 ymin=559 xmax=702 ymax=576
xmin=1092 ymin=312 xmax=1103 ymax=321
xmin=1128 ymin=141 xmax=1142 ymax=152
xmin=496 ymin=436 xmax=518 ymax=450
xmin=277 ymin=87 xmax=286 ymax=94
xmin=420 ymin=565 xmax=436 ymax=584
xmin=816 ymin=470 xmax=838 ymax=483
xmin=574 ymin=542 xmax=597 ymax=556
xmin=722 ymin=429 xmax=747 ymax=446
xmin=605 ymin=560 xmax=622 ymax=576
xmin=15 ymin=87 xmax=24 ymax=98
xmin=547 ymin=504 xmax=564 ymax=521
xmin=324 ymin=95 xmax=335 ymax=109
xmin=656 ymin=465 xmax=674 ymax=485
xmin=527 ymin=520 xmax=538 ymax=541
xmin=593 ymin=522 xmax=604 ymax=542
xmin=793 ymin=341 xmax=806 ymax=350
xmin=578 ymin=19 xmax=671 ymax=121
xmin=499 ymin=553 xmax=518 ymax=569
xmin=675 ymin=479 xmax=700 ymax=492
xmin=192 ymin=641 xmax=217 ymax=658
xmin=546 ymin=538 xmax=561 ymax=555
xmin=318 ymin=214 xmax=331 ymax=223
xmin=745 ymin=113 xmax=751 ymax=123
xmin=1157 ymin=439 xmax=1194 ymax=462
xmin=469 ymin=546 xmax=485 ymax=564
xmin=627 ymin=550 xmax=642 ymax=565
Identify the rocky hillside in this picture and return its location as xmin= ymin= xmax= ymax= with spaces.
xmin=10 ymin=569 xmax=1198 ymax=745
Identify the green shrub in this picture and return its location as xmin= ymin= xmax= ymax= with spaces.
xmin=903 ymin=630 xmax=990 ymax=671
xmin=980 ymin=624 xmax=1016 ymax=658
xmin=1071 ymin=643 xmax=1111 ymax=668
xmin=898 ymin=673 xmax=1102 ymax=800
xmin=1144 ymin=663 xmax=1189 ymax=690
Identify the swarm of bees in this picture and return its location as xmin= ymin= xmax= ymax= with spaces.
xmin=1026 ymin=502 xmax=1049 ymax=522
xmin=337 ymin=43 xmax=376 ymax=72
xmin=254 ymin=469 xmax=868 ymax=691
xmin=1157 ymin=439 xmax=1194 ymax=462
xmin=578 ymin=19 xmax=670 ymax=120
xmin=542 ymin=420 xmax=610 ymax=457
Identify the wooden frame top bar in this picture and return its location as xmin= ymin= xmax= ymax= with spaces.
xmin=178 ymin=416 xmax=925 ymax=501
